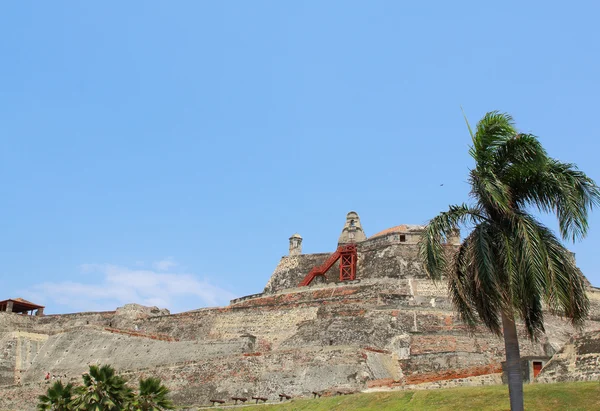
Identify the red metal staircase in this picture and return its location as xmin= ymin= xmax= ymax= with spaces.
xmin=298 ymin=244 xmax=357 ymax=286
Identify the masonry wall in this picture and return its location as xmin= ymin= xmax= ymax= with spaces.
xmin=0 ymin=333 xmax=17 ymax=386
xmin=2 ymin=284 xmax=599 ymax=410
xmin=263 ymin=253 xmax=332 ymax=294
xmin=2 ymin=242 xmax=600 ymax=410
xmin=20 ymin=327 xmax=250 ymax=384
xmin=536 ymin=329 xmax=600 ymax=383
xmin=264 ymin=235 xmax=458 ymax=294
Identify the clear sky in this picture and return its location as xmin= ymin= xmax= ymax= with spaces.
xmin=2 ymin=2 xmax=600 ymax=314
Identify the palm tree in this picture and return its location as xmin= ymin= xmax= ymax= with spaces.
xmin=38 ymin=380 xmax=75 ymax=411
xmin=72 ymin=365 xmax=133 ymax=411
xmin=419 ymin=111 xmax=599 ymax=411
xmin=132 ymin=377 xmax=174 ymax=411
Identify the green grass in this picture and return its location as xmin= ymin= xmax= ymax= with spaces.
xmin=205 ymin=382 xmax=600 ymax=411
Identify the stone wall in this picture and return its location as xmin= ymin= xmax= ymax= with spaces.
xmin=263 ymin=238 xmax=458 ymax=294
xmin=0 ymin=333 xmax=17 ymax=386
xmin=358 ymin=242 xmax=428 ymax=280
xmin=2 ymin=281 xmax=600 ymax=410
xmin=19 ymin=327 xmax=249 ymax=384
xmin=2 ymin=239 xmax=600 ymax=410
xmin=0 ymin=313 xmax=51 ymax=387
xmin=263 ymin=253 xmax=332 ymax=294
xmin=135 ymin=346 xmax=371 ymax=406
xmin=536 ymin=330 xmax=600 ymax=383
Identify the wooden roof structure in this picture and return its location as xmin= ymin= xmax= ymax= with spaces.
xmin=0 ymin=298 xmax=44 ymax=314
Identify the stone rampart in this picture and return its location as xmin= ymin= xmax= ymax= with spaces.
xmin=2 ymin=230 xmax=600 ymax=410
xmin=264 ymin=253 xmax=332 ymax=294
xmin=263 ymin=241 xmax=458 ymax=294
xmin=19 ymin=327 xmax=249 ymax=385
xmin=536 ymin=329 xmax=600 ymax=383
xmin=0 ymin=327 xmax=49 ymax=386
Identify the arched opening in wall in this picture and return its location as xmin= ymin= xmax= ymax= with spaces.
xmin=533 ymin=361 xmax=543 ymax=378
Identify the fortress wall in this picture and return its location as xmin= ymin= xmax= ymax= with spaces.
xmin=2 ymin=299 xmax=600 ymax=409
xmin=2 ymin=247 xmax=599 ymax=410
xmin=411 ymin=279 xmax=452 ymax=298
xmin=20 ymin=327 xmax=250 ymax=384
xmin=1 ymin=313 xmax=51 ymax=387
xmin=0 ymin=333 xmax=17 ymax=386
xmin=203 ymin=306 xmax=319 ymax=350
xmin=13 ymin=332 xmax=48 ymax=384
xmin=129 ymin=309 xmax=221 ymax=341
xmin=0 ymin=383 xmax=42 ymax=411
xmin=232 ymin=284 xmax=373 ymax=309
xmin=587 ymin=288 xmax=600 ymax=320
xmin=235 ymin=277 xmax=452 ymax=313
xmin=133 ymin=306 xmax=320 ymax=350
xmin=138 ymin=346 xmax=373 ymax=407
xmin=0 ymin=332 xmax=48 ymax=386
xmin=279 ymin=307 xmax=406 ymax=350
xmin=18 ymin=281 xmax=595 ymax=350
xmin=537 ymin=329 xmax=600 ymax=383
xmin=2 ymin=310 xmax=155 ymax=338
xmin=229 ymin=280 xmax=600 ymax=355
xmin=3 ymin=315 xmax=594 ymax=411
xmin=0 ymin=312 xmax=38 ymax=332
xmin=36 ymin=311 xmax=117 ymax=330
xmin=1 ymin=347 xmax=377 ymax=410
xmin=263 ymin=240 xmax=458 ymax=295
xmin=133 ymin=283 xmax=464 ymax=354
xmin=358 ymin=241 xmax=457 ymax=281
xmin=263 ymin=253 xmax=332 ymax=293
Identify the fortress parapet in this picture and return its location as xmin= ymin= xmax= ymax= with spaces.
xmin=264 ymin=212 xmax=460 ymax=295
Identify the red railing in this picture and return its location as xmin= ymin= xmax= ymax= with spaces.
xmin=298 ymin=244 xmax=357 ymax=286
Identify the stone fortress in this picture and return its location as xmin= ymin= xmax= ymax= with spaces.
xmin=1 ymin=212 xmax=600 ymax=410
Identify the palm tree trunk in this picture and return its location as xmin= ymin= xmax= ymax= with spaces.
xmin=502 ymin=310 xmax=524 ymax=411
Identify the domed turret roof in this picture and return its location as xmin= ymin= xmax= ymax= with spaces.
xmin=370 ymin=224 xmax=425 ymax=239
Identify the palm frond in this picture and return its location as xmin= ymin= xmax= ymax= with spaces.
xmin=532 ymin=219 xmax=589 ymax=325
xmin=512 ymin=159 xmax=600 ymax=241
xmin=547 ymin=160 xmax=599 ymax=241
xmin=461 ymin=106 xmax=475 ymax=142
xmin=136 ymin=377 xmax=175 ymax=410
xmin=469 ymin=170 xmax=512 ymax=215
xmin=419 ymin=203 xmax=484 ymax=281
xmin=75 ymin=365 xmax=131 ymax=410
xmin=447 ymin=231 xmax=478 ymax=329
xmin=493 ymin=133 xmax=547 ymax=179
xmin=505 ymin=212 xmax=590 ymax=338
xmin=508 ymin=213 xmax=550 ymax=338
xmin=469 ymin=111 xmax=517 ymax=164
xmin=469 ymin=223 xmax=503 ymax=335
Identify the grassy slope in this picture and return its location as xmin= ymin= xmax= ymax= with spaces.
xmin=207 ymin=382 xmax=600 ymax=411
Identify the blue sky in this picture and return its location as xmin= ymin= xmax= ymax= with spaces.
xmin=1 ymin=2 xmax=600 ymax=314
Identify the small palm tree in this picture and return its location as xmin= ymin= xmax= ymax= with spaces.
xmin=38 ymin=380 xmax=75 ymax=411
xmin=419 ymin=111 xmax=599 ymax=411
xmin=132 ymin=377 xmax=174 ymax=411
xmin=72 ymin=365 xmax=133 ymax=410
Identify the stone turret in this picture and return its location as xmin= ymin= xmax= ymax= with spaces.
xmin=338 ymin=211 xmax=367 ymax=244
xmin=447 ymin=228 xmax=461 ymax=245
xmin=289 ymin=233 xmax=302 ymax=255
